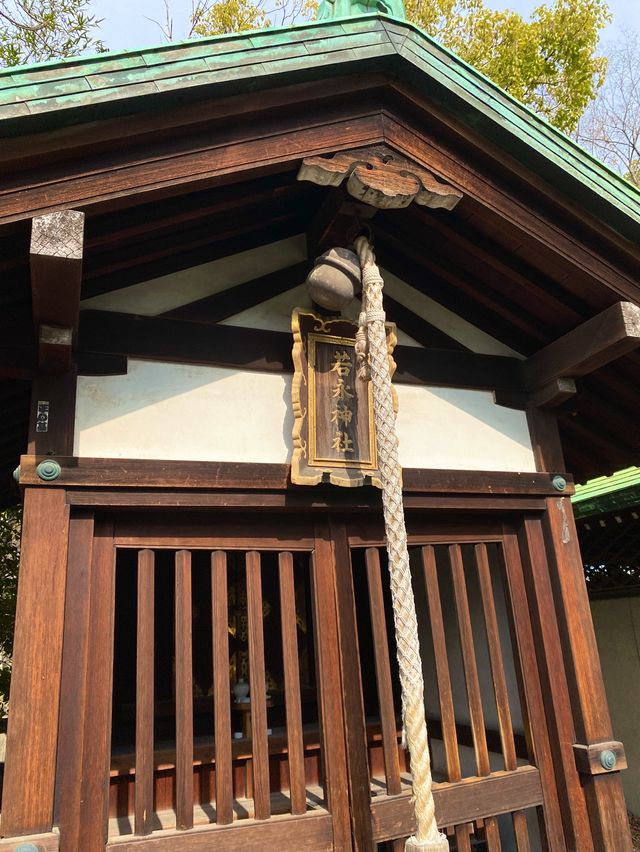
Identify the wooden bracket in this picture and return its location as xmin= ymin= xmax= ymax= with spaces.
xmin=573 ymin=740 xmax=627 ymax=776
xmin=30 ymin=210 xmax=84 ymax=374
xmin=298 ymin=145 xmax=463 ymax=211
xmin=523 ymin=302 xmax=640 ymax=407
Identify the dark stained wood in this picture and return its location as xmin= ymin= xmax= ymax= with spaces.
xmin=370 ymin=766 xmax=543 ymax=840
xmin=517 ymin=517 xmax=593 ymax=850
xmin=328 ymin=520 xmax=374 ymax=852
xmin=454 ymin=824 xmax=472 ymax=852
xmin=17 ymin=454 xmax=572 ymax=496
xmin=512 ymin=812 xmax=531 ymax=852
xmin=104 ymin=811 xmax=334 ymax=850
xmin=27 ymin=369 xmax=77 ymax=457
xmin=449 ymin=543 xmax=490 ymax=777
xmin=77 ymin=309 xmax=524 ymax=394
xmin=246 ymin=550 xmax=270 ymax=820
xmin=573 ymin=741 xmax=628 ymax=776
xmin=474 ymin=543 xmax=517 ymax=772
xmin=529 ymin=377 xmax=576 ymax=409
xmin=365 ymin=548 xmax=402 ymax=795
xmin=523 ymin=302 xmax=640 ymax=390
xmin=543 ymin=497 xmax=633 ymax=850
xmin=312 ymin=521 xmax=353 ymax=851
xmin=421 ymin=546 xmax=461 ymax=782
xmin=278 ymin=551 xmax=307 ymax=816
xmin=1 ymin=487 xmax=70 ymax=836
xmin=175 ymin=550 xmax=194 ymax=831
xmin=135 ymin=549 xmax=155 ymax=836
xmin=54 ymin=510 xmax=94 ymax=851
xmin=500 ymin=530 xmax=566 ymax=850
xmin=211 ymin=550 xmax=233 ymax=825
xmin=526 ymin=407 xmax=566 ymax=474
xmin=78 ymin=518 xmax=116 ymax=850
xmin=164 ymin=261 xmax=309 ymax=324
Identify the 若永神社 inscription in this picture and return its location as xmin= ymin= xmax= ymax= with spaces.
xmin=291 ymin=308 xmax=397 ymax=487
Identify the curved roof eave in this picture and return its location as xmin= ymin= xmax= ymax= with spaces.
xmin=1 ymin=14 xmax=640 ymax=242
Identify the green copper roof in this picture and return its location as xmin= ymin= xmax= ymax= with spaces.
xmin=572 ymin=467 xmax=640 ymax=519
xmin=1 ymin=15 xmax=640 ymax=242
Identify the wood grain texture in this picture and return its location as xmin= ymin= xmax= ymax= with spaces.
xmin=105 ymin=811 xmax=334 ymax=850
xmin=54 ymin=510 xmax=94 ymax=851
xmin=523 ymin=302 xmax=640 ymax=390
xmin=421 ymin=546 xmax=461 ymax=782
xmin=278 ymin=551 xmax=307 ymax=815
xmin=17 ymin=455 xmax=572 ymax=495
xmin=543 ymin=497 xmax=633 ymax=850
xmin=175 ymin=550 xmax=194 ymax=831
xmin=211 ymin=551 xmax=233 ymax=825
xmin=246 ymin=551 xmax=270 ymax=820
xmin=449 ymin=543 xmax=490 ymax=777
xmin=370 ymin=766 xmax=543 ymax=840
xmin=328 ymin=520 xmax=374 ymax=852
xmin=135 ymin=550 xmax=155 ymax=836
xmin=366 ymin=548 xmax=402 ymax=795
xmin=1 ymin=487 xmax=70 ymax=835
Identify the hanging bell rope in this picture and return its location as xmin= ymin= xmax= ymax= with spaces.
xmin=354 ymin=235 xmax=449 ymax=852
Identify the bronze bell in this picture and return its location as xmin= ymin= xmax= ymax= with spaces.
xmin=305 ymin=247 xmax=361 ymax=311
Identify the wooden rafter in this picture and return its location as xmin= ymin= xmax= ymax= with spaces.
xmin=30 ymin=210 xmax=84 ymax=374
xmin=523 ymin=302 xmax=640 ymax=402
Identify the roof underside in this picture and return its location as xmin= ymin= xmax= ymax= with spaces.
xmin=0 ymin=15 xmax=639 ymax=506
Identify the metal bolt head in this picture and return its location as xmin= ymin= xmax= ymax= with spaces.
xmin=12 ymin=465 xmax=20 ymax=484
xmin=36 ymin=459 xmax=62 ymax=481
xmin=552 ymin=475 xmax=567 ymax=492
xmin=600 ymin=749 xmax=617 ymax=770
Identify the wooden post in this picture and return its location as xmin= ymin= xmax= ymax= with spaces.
xmin=527 ymin=405 xmax=632 ymax=850
xmin=1 ymin=487 xmax=70 ymax=836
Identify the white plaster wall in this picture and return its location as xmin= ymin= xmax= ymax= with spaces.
xmin=591 ymin=597 xmax=640 ymax=815
xmin=74 ymin=359 xmax=536 ymax=472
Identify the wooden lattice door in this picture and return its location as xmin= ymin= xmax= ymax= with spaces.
xmin=55 ymin=513 xmax=352 ymax=852
xmin=338 ymin=516 xmax=570 ymax=852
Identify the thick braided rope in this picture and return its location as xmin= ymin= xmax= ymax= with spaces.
xmin=355 ymin=237 xmax=448 ymax=851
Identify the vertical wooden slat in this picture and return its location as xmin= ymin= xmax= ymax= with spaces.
xmin=212 ymin=550 xmax=233 ymax=826
xmin=54 ymin=510 xmax=93 ymax=852
xmin=518 ymin=517 xmax=593 ymax=850
xmin=278 ymin=551 xmax=307 ymax=815
xmin=2 ymin=488 xmax=70 ymax=836
xmin=454 ymin=823 xmax=472 ymax=851
xmin=474 ymin=543 xmax=517 ymax=771
xmin=246 ymin=550 xmax=270 ymax=820
xmin=421 ymin=546 xmax=461 ymax=783
xmin=175 ymin=549 xmax=193 ymax=831
xmin=501 ymin=530 xmax=566 ymax=850
xmin=135 ymin=549 xmax=154 ymax=836
xmin=312 ymin=523 xmax=353 ymax=851
xmin=77 ymin=518 xmax=116 ymax=849
xmin=484 ymin=816 xmax=503 ymax=851
xmin=512 ymin=811 xmax=532 ymax=852
xmin=449 ymin=544 xmax=491 ymax=777
xmin=365 ymin=548 xmax=402 ymax=795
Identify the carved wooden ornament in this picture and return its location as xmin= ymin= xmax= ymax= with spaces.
xmin=297 ymin=145 xmax=463 ymax=210
xmin=291 ymin=308 xmax=397 ymax=488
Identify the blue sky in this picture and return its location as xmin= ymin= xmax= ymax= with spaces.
xmin=93 ymin=0 xmax=639 ymax=53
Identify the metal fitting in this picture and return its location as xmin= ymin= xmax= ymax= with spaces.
xmin=552 ymin=475 xmax=567 ymax=492
xmin=600 ymin=749 xmax=617 ymax=771
xmin=36 ymin=459 xmax=62 ymax=481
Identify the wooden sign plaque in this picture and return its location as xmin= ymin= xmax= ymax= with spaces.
xmin=291 ymin=308 xmax=397 ymax=487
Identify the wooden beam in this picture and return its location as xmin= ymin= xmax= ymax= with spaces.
xmin=523 ymin=302 xmax=640 ymax=391
xmin=77 ymin=309 xmax=524 ymax=393
xmin=30 ymin=210 xmax=84 ymax=374
xmin=163 ymin=261 xmax=310 ymax=323
xmin=529 ymin=377 xmax=577 ymax=409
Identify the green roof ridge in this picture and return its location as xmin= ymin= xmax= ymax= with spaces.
xmin=573 ymin=467 xmax=640 ymax=503
xmin=0 ymin=13 xmax=639 ymax=233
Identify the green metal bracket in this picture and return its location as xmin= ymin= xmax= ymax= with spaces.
xmin=36 ymin=459 xmax=62 ymax=481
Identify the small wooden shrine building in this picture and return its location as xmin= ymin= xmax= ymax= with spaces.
xmin=0 ymin=9 xmax=639 ymax=852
